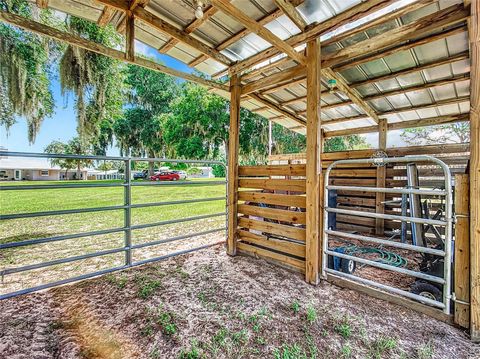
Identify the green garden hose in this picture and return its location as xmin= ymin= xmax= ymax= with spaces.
xmin=337 ymin=245 xmax=407 ymax=268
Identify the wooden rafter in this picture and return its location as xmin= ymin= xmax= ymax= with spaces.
xmin=96 ymin=0 xmax=232 ymax=66
xmin=334 ymin=25 xmax=467 ymax=72
xmin=36 ymin=0 xmax=48 ymax=9
xmin=98 ymin=5 xmax=116 ymax=27
xmin=351 ymin=52 xmax=470 ymax=88
xmin=324 ymin=114 xmax=469 ymax=138
xmin=0 ymin=10 xmax=228 ymax=92
xmin=242 ymin=65 xmax=305 ymax=95
xmin=159 ymin=5 xmax=217 ymax=54
xmin=228 ymin=0 xmax=393 ymax=75
xmin=323 ymin=3 xmax=470 ymax=69
xmin=210 ymin=0 xmax=306 ymax=65
xmin=247 ymin=94 xmax=305 ymax=126
xmin=324 ymin=68 xmax=379 ymax=124
xmin=363 ymin=74 xmax=470 ymax=102
xmin=114 ymin=0 xmax=150 ymax=33
xmin=189 ymin=5 xmax=291 ymax=70
xmin=274 ymin=0 xmax=307 ymax=31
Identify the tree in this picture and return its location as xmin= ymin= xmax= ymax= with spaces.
xmin=44 ymin=137 xmax=93 ymax=179
xmin=0 ymin=0 xmax=58 ymax=143
xmin=162 ymin=82 xmax=268 ymax=163
xmin=401 ymin=123 xmax=470 ymax=145
xmin=271 ymin=123 xmax=370 ymax=154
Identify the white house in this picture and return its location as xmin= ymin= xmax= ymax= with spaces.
xmin=189 ymin=166 xmax=215 ymax=178
xmin=87 ymin=169 xmax=124 ymax=180
xmin=0 ymin=155 xmax=88 ymax=181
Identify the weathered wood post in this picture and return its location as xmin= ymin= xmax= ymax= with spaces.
xmin=375 ymin=119 xmax=387 ymax=235
xmin=305 ymin=38 xmax=322 ymax=284
xmin=455 ymin=174 xmax=470 ymax=328
xmin=469 ymin=0 xmax=480 ymax=341
xmin=227 ymin=73 xmax=241 ymax=256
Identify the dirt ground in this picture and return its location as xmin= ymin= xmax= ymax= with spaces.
xmin=0 ymin=244 xmax=478 ymax=359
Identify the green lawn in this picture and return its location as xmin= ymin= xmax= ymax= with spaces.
xmin=0 ymin=178 xmax=227 ymax=294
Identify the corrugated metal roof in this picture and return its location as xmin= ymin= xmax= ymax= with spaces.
xmin=26 ymin=0 xmax=471 ymax=136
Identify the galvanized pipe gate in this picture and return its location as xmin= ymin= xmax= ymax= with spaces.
xmin=322 ymin=155 xmax=453 ymax=314
xmin=0 ymin=152 xmax=227 ymax=299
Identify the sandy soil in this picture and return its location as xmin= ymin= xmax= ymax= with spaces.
xmin=0 ymin=245 xmax=478 ymax=359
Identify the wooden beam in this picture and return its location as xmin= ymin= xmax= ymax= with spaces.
xmin=323 ymin=3 xmax=469 ymax=69
xmin=324 ymin=68 xmax=380 ymax=124
xmin=455 ymin=174 xmax=470 ymax=329
xmin=363 ymin=74 xmax=470 ymax=102
xmin=242 ymin=65 xmax=305 ymax=95
xmin=375 ymin=119 xmax=387 ymax=235
xmin=351 ymin=52 xmax=470 ymax=89
xmin=0 ymin=10 xmax=229 ymax=92
xmin=324 ymin=114 xmax=469 ymax=138
xmin=334 ymin=25 xmax=467 ymax=72
xmin=98 ymin=5 xmax=117 ymax=27
xmin=274 ymin=0 xmax=307 ymax=31
xmin=159 ymin=6 xmax=217 ymax=54
xmin=36 ymin=0 xmax=48 ymax=9
xmin=125 ymin=10 xmax=135 ymax=61
xmin=210 ymin=0 xmax=306 ymax=66
xmin=96 ymin=0 xmax=232 ymax=66
xmin=229 ymin=0 xmax=391 ymax=75
xmin=247 ymin=93 xmax=305 ymax=126
xmin=305 ymin=38 xmax=322 ymax=284
xmin=227 ymin=73 xmax=241 ymax=256
xmin=469 ymin=0 xmax=480 ymax=342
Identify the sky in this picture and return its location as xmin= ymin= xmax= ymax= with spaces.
xmin=0 ymin=40 xmax=193 ymax=156
xmin=0 ymin=39 xmax=405 ymax=156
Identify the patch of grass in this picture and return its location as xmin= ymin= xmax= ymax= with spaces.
xmin=141 ymin=323 xmax=155 ymax=337
xmin=213 ymin=328 xmax=228 ymax=347
xmin=369 ymin=336 xmax=397 ymax=358
xmin=157 ymin=310 xmax=177 ymax=336
xmin=273 ymin=344 xmax=307 ymax=359
xmin=256 ymin=336 xmax=266 ymax=345
xmin=136 ymin=275 xmax=162 ymax=299
xmin=175 ymin=266 xmax=190 ymax=279
xmin=179 ymin=340 xmax=201 ymax=359
xmin=149 ymin=346 xmax=161 ymax=359
xmin=306 ymin=305 xmax=317 ymax=325
xmin=417 ymin=341 xmax=435 ymax=359
xmin=231 ymin=329 xmax=248 ymax=345
xmin=105 ymin=273 xmax=128 ymax=289
xmin=340 ymin=344 xmax=352 ymax=358
xmin=291 ymin=300 xmax=300 ymax=314
xmin=334 ymin=323 xmax=351 ymax=339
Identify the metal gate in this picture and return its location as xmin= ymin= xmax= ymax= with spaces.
xmin=0 ymin=152 xmax=227 ymax=299
xmin=322 ymin=155 xmax=453 ymax=313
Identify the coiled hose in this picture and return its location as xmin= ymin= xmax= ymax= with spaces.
xmin=336 ymin=245 xmax=407 ymax=268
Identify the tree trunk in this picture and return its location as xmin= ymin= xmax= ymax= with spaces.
xmin=76 ymin=162 xmax=81 ymax=180
xmin=148 ymin=150 xmax=155 ymax=176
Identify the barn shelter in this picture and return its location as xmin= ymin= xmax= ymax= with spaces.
xmin=0 ymin=0 xmax=479 ymax=340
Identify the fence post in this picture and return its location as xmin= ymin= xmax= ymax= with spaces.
xmin=124 ymin=158 xmax=132 ymax=266
xmin=455 ymin=174 xmax=470 ymax=328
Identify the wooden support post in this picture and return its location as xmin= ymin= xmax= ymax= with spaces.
xmin=125 ymin=10 xmax=135 ymax=61
xmin=469 ymin=0 xmax=480 ymax=341
xmin=375 ymin=119 xmax=387 ymax=235
xmin=227 ymin=74 xmax=241 ymax=256
xmin=455 ymin=174 xmax=470 ymax=329
xmin=305 ymin=38 xmax=322 ymax=284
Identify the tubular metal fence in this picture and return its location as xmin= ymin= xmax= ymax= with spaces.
xmin=322 ymin=155 xmax=453 ymax=314
xmin=0 ymin=152 xmax=227 ymax=299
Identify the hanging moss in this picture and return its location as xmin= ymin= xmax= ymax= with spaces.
xmin=0 ymin=0 xmax=55 ymax=143
xmin=59 ymin=16 xmax=124 ymax=140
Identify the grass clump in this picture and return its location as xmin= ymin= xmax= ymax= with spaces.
xmin=369 ymin=336 xmax=397 ymax=358
xmin=341 ymin=344 xmax=352 ymax=358
xmin=291 ymin=300 xmax=300 ymax=314
xmin=136 ymin=275 xmax=162 ymax=299
xmin=179 ymin=340 xmax=201 ymax=359
xmin=306 ymin=305 xmax=317 ymax=325
xmin=417 ymin=341 xmax=434 ymax=359
xmin=273 ymin=344 xmax=307 ymax=359
xmin=105 ymin=273 xmax=128 ymax=289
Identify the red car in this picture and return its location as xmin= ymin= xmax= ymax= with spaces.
xmin=150 ymin=171 xmax=180 ymax=181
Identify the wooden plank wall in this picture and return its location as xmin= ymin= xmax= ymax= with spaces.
xmin=236 ymin=164 xmax=307 ymax=272
xmin=269 ymin=144 xmax=470 ymax=235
